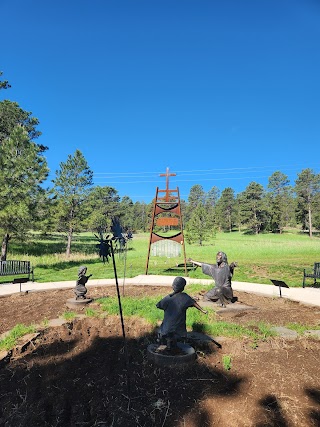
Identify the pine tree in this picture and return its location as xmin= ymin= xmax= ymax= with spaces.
xmin=0 ymin=126 xmax=48 ymax=259
xmin=295 ymin=168 xmax=320 ymax=238
xmin=216 ymin=187 xmax=235 ymax=232
xmin=185 ymin=204 xmax=214 ymax=245
xmin=53 ymin=150 xmax=93 ymax=256
xmin=239 ymin=182 xmax=267 ymax=234
xmin=83 ymin=186 xmax=121 ymax=235
xmin=267 ymin=171 xmax=293 ymax=233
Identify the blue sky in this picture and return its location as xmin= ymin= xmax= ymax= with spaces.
xmin=1 ymin=0 xmax=319 ymax=202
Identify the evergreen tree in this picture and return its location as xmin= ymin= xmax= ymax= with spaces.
xmin=185 ymin=184 xmax=205 ymax=222
xmin=0 ymin=100 xmax=42 ymax=145
xmin=132 ymin=202 xmax=144 ymax=232
xmin=0 ymin=72 xmax=48 ymax=258
xmin=312 ymin=192 xmax=320 ymax=231
xmin=216 ymin=187 xmax=235 ymax=232
xmin=205 ymin=186 xmax=220 ymax=208
xmin=185 ymin=204 xmax=213 ymax=245
xmin=205 ymin=186 xmax=220 ymax=231
xmin=267 ymin=171 xmax=294 ymax=233
xmin=34 ymin=192 xmax=58 ymax=236
xmin=188 ymin=184 xmax=206 ymax=209
xmin=1 ymin=72 xmax=41 ymax=144
xmin=239 ymin=182 xmax=267 ymax=234
xmin=83 ymin=186 xmax=121 ymax=236
xmin=119 ymin=195 xmax=135 ymax=231
xmin=0 ymin=71 xmax=11 ymax=90
xmin=53 ymin=150 xmax=93 ymax=256
xmin=234 ymin=193 xmax=246 ymax=232
xmin=295 ymin=168 xmax=320 ymax=238
xmin=0 ymin=126 xmax=49 ymax=259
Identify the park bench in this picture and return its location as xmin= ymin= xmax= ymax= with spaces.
xmin=302 ymin=262 xmax=320 ymax=288
xmin=0 ymin=260 xmax=34 ymax=282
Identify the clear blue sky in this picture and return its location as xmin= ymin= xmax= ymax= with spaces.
xmin=1 ymin=0 xmax=319 ymax=202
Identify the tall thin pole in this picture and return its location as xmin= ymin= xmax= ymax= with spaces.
xmin=110 ymin=240 xmax=131 ymax=399
xmin=145 ymin=187 xmax=159 ymax=274
xmin=177 ymin=187 xmax=188 ymax=276
xmin=122 ymin=242 xmax=127 ymax=296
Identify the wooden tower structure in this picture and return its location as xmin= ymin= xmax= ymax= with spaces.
xmin=145 ymin=167 xmax=187 ymax=275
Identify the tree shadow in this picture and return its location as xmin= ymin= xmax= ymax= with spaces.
xmin=11 ymin=234 xmax=136 ymax=258
xmin=255 ymin=394 xmax=289 ymax=427
xmin=303 ymin=282 xmax=320 ymax=289
xmin=35 ymin=249 xmax=133 ymax=272
xmin=0 ymin=319 xmax=245 ymax=426
xmin=164 ymin=262 xmax=197 ymax=274
xmin=35 ymin=257 xmax=101 ymax=271
xmin=11 ymin=233 xmax=96 ymax=256
xmin=306 ymin=388 xmax=320 ymax=425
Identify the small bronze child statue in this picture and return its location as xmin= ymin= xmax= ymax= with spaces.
xmin=156 ymin=276 xmax=207 ymax=350
xmin=74 ymin=266 xmax=92 ymax=300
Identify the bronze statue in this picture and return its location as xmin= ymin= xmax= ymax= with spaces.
xmin=189 ymin=252 xmax=237 ymax=307
xmin=156 ymin=276 xmax=207 ymax=349
xmin=74 ymin=266 xmax=92 ymax=300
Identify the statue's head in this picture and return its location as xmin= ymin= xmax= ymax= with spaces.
xmin=78 ymin=266 xmax=87 ymax=276
xmin=216 ymin=251 xmax=228 ymax=264
xmin=172 ymin=276 xmax=186 ymax=293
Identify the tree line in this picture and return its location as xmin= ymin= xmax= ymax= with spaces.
xmin=1 ymin=72 xmax=319 ymax=260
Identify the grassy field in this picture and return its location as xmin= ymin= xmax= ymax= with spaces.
xmin=1 ymin=230 xmax=320 ymax=287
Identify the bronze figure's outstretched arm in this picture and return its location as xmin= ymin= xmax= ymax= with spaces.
xmin=193 ymin=301 xmax=208 ymax=314
xmin=188 ymin=258 xmax=202 ymax=267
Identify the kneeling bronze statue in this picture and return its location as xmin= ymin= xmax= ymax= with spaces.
xmin=189 ymin=251 xmax=237 ymax=307
xmin=74 ymin=266 xmax=92 ymax=300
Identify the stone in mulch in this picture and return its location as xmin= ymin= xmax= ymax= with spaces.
xmin=304 ymin=329 xmax=320 ymax=338
xmin=271 ymin=326 xmax=299 ymax=339
xmin=47 ymin=318 xmax=67 ymax=327
xmin=271 ymin=326 xmax=320 ymax=339
xmin=199 ymin=299 xmax=258 ymax=315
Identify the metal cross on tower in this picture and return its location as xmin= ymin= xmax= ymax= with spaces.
xmin=159 ymin=167 xmax=176 ymax=202
xmin=145 ymin=167 xmax=188 ymax=275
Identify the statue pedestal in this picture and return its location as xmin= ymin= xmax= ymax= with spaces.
xmin=66 ymin=298 xmax=92 ymax=309
xmin=147 ymin=342 xmax=196 ymax=367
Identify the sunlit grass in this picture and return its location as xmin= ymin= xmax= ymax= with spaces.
xmin=96 ymin=295 xmax=276 ymax=341
xmin=222 ymin=354 xmax=232 ymax=371
xmin=0 ymin=324 xmax=36 ymax=351
xmin=286 ymin=322 xmax=320 ymax=334
xmin=85 ymin=307 xmax=98 ymax=317
xmin=2 ymin=230 xmax=320 ymax=286
xmin=62 ymin=311 xmax=77 ymax=321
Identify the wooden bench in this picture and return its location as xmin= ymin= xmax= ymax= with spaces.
xmin=0 ymin=260 xmax=34 ymax=282
xmin=303 ymin=262 xmax=320 ymax=288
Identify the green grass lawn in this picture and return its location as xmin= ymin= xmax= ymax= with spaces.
xmin=97 ymin=294 xmax=276 ymax=340
xmin=1 ymin=230 xmax=320 ymax=286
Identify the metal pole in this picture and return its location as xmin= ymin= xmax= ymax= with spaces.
xmin=145 ymin=187 xmax=159 ymax=274
xmin=110 ymin=241 xmax=131 ymax=399
xmin=122 ymin=242 xmax=127 ymax=297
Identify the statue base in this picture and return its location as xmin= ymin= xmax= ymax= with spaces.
xmin=147 ymin=342 xmax=196 ymax=367
xmin=66 ymin=298 xmax=92 ymax=309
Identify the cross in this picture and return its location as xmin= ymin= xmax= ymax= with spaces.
xmin=159 ymin=167 xmax=176 ymax=202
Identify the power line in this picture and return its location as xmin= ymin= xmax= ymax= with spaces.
xmin=92 ymin=175 xmax=272 ymax=185
xmin=46 ymin=164 xmax=319 ymax=202
xmin=91 ymin=164 xmax=315 ymax=177
xmin=47 ymin=164 xmax=318 ymax=181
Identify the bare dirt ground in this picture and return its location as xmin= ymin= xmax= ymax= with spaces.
xmin=0 ymin=285 xmax=320 ymax=427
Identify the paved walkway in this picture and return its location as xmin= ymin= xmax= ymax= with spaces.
xmin=1 ymin=275 xmax=320 ymax=308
